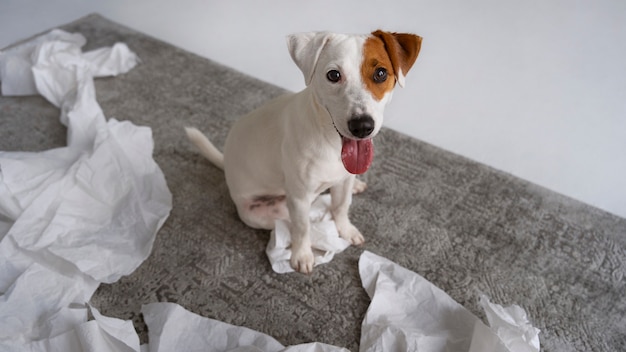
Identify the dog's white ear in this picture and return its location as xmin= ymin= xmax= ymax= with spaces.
xmin=287 ymin=32 xmax=332 ymax=86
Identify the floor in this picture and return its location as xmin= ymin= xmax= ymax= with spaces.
xmin=1 ymin=0 xmax=625 ymax=218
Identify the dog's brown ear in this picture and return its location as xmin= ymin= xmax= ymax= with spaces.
xmin=287 ymin=32 xmax=333 ymax=86
xmin=372 ymin=30 xmax=422 ymax=87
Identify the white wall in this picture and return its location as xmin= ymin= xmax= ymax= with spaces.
xmin=1 ymin=0 xmax=625 ymax=218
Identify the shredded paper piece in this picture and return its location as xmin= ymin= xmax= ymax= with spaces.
xmin=266 ymin=194 xmax=351 ymax=273
xmin=0 ymin=29 xmax=172 ymax=349
xmin=359 ymin=251 xmax=540 ymax=352
xmin=0 ymin=29 xmax=539 ymax=351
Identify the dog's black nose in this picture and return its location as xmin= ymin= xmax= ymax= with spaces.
xmin=348 ymin=115 xmax=375 ymax=138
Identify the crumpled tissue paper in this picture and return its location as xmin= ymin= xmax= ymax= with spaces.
xmin=17 ymin=304 xmax=142 ymax=352
xmin=266 ymin=194 xmax=351 ymax=273
xmin=142 ymin=302 xmax=349 ymax=352
xmin=0 ymin=29 xmax=172 ymax=348
xmin=359 ymin=251 xmax=540 ymax=352
xmin=468 ymin=295 xmax=541 ymax=352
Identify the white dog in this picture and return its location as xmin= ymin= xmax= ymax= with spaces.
xmin=186 ymin=30 xmax=421 ymax=273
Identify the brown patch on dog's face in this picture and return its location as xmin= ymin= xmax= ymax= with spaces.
xmin=361 ymin=35 xmax=396 ymax=101
xmin=371 ymin=30 xmax=423 ymax=87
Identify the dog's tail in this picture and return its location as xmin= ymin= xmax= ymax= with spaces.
xmin=184 ymin=127 xmax=225 ymax=170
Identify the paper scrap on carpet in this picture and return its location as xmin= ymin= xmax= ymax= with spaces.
xmin=359 ymin=251 xmax=540 ymax=352
xmin=266 ymin=194 xmax=351 ymax=273
xmin=0 ymin=29 xmax=172 ymax=348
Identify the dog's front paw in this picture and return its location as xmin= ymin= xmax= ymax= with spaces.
xmin=337 ymin=223 xmax=365 ymax=245
xmin=290 ymin=246 xmax=315 ymax=274
xmin=352 ymin=179 xmax=367 ymax=194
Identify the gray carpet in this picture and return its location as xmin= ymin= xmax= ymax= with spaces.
xmin=1 ymin=14 xmax=625 ymax=351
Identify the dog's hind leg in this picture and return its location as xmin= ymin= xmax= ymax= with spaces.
xmin=235 ymin=195 xmax=289 ymax=230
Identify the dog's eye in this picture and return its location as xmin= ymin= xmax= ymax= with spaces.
xmin=373 ymin=67 xmax=387 ymax=83
xmin=326 ymin=70 xmax=341 ymax=83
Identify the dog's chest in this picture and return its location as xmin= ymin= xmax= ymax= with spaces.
xmin=308 ymin=156 xmax=350 ymax=194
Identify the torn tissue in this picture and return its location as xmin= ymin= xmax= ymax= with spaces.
xmin=0 ymin=29 xmax=172 ymax=346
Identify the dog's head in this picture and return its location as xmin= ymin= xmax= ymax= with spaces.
xmin=287 ymin=30 xmax=422 ymax=174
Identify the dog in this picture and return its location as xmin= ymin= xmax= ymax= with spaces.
xmin=185 ymin=30 xmax=422 ymax=274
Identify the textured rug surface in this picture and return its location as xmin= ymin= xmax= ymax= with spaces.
xmin=1 ymin=14 xmax=625 ymax=351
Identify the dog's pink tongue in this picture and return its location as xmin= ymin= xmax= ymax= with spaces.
xmin=341 ymin=137 xmax=373 ymax=175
